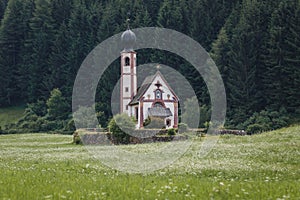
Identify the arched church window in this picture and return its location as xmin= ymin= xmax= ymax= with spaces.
xmin=125 ymin=57 xmax=130 ymax=66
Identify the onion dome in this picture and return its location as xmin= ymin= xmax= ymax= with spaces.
xmin=121 ymin=28 xmax=136 ymax=52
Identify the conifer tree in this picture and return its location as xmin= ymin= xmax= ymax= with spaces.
xmin=142 ymin=0 xmax=162 ymax=23
xmin=97 ymin=1 xmax=122 ymax=40
xmin=264 ymin=0 xmax=300 ymax=113
xmin=210 ymin=27 xmax=230 ymax=90
xmin=46 ymin=88 xmax=69 ymax=120
xmin=26 ymin=0 xmax=56 ymax=102
xmin=0 ymin=0 xmax=32 ymax=105
xmin=47 ymin=22 xmax=70 ymax=94
xmin=226 ymin=0 xmax=267 ymax=125
xmin=157 ymin=0 xmax=184 ymax=31
xmin=17 ymin=0 xmax=35 ymax=102
xmin=51 ymin=0 xmax=73 ymax=26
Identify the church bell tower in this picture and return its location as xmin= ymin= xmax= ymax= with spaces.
xmin=120 ymin=25 xmax=137 ymax=114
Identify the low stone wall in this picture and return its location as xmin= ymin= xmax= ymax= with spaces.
xmin=73 ymin=131 xmax=188 ymax=145
xmin=80 ymin=132 xmax=112 ymax=145
xmin=130 ymin=129 xmax=169 ymax=138
xmin=217 ymin=129 xmax=248 ymax=136
xmin=129 ymin=135 xmax=188 ymax=144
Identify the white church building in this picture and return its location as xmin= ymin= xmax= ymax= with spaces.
xmin=120 ymin=27 xmax=179 ymax=129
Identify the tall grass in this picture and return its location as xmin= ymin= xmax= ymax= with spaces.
xmin=0 ymin=125 xmax=299 ymax=199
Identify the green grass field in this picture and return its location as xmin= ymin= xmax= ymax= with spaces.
xmin=0 ymin=106 xmax=25 ymax=128
xmin=0 ymin=126 xmax=299 ymax=199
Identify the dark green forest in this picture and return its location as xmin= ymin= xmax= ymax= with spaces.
xmin=0 ymin=0 xmax=299 ymax=133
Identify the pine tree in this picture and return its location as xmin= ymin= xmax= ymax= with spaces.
xmin=47 ymin=22 xmax=70 ymax=94
xmin=264 ymin=0 xmax=300 ymax=113
xmin=209 ymin=4 xmax=242 ymax=119
xmin=26 ymin=0 xmax=56 ymax=102
xmin=48 ymin=0 xmax=74 ymax=88
xmin=97 ymin=1 xmax=122 ymax=40
xmin=210 ymin=27 xmax=230 ymax=91
xmin=226 ymin=0 xmax=268 ymax=125
xmin=51 ymin=0 xmax=73 ymax=26
xmin=46 ymin=88 xmax=69 ymax=120
xmin=17 ymin=0 xmax=35 ymax=102
xmin=157 ymin=0 xmax=184 ymax=32
xmin=0 ymin=0 xmax=33 ymax=106
xmin=189 ymin=0 xmax=238 ymax=51
xmin=142 ymin=0 xmax=162 ymax=23
xmin=63 ymin=0 xmax=104 ymax=105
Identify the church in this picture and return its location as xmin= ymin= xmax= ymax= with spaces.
xmin=120 ymin=27 xmax=179 ymax=129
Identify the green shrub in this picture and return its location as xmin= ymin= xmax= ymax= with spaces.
xmin=20 ymin=120 xmax=40 ymax=132
xmin=40 ymin=120 xmax=64 ymax=132
xmin=167 ymin=128 xmax=176 ymax=136
xmin=26 ymin=100 xmax=47 ymax=117
xmin=5 ymin=129 xmax=19 ymax=134
xmin=16 ymin=115 xmax=67 ymax=133
xmin=3 ymin=89 xmax=74 ymax=134
xmin=108 ymin=113 xmax=135 ymax=144
xmin=242 ymin=108 xmax=290 ymax=134
xmin=73 ymin=131 xmax=82 ymax=144
xmin=246 ymin=124 xmax=265 ymax=134
xmin=64 ymin=119 xmax=76 ymax=132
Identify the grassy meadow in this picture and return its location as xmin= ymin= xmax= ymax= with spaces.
xmin=0 ymin=126 xmax=299 ymax=199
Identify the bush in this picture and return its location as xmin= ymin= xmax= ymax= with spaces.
xmin=40 ymin=119 xmax=64 ymax=132
xmin=246 ymin=124 xmax=264 ymax=134
xmin=167 ymin=128 xmax=176 ymax=136
xmin=242 ymin=108 xmax=290 ymax=134
xmin=108 ymin=113 xmax=135 ymax=144
xmin=64 ymin=119 xmax=76 ymax=132
xmin=4 ymin=89 xmax=75 ymax=134
xmin=73 ymin=131 xmax=82 ymax=144
xmin=26 ymin=100 xmax=47 ymax=117
xmin=6 ymin=129 xmax=19 ymax=134
xmin=19 ymin=120 xmax=41 ymax=132
xmin=15 ymin=113 xmax=69 ymax=133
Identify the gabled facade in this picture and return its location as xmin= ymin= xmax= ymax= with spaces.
xmin=128 ymin=71 xmax=179 ymax=129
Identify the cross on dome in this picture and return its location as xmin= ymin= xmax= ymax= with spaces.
xmin=121 ymin=18 xmax=136 ymax=52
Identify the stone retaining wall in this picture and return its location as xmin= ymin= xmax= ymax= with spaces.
xmin=74 ymin=131 xmax=188 ymax=145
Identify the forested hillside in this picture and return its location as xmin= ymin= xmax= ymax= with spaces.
xmin=0 ymin=0 xmax=299 ymax=131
